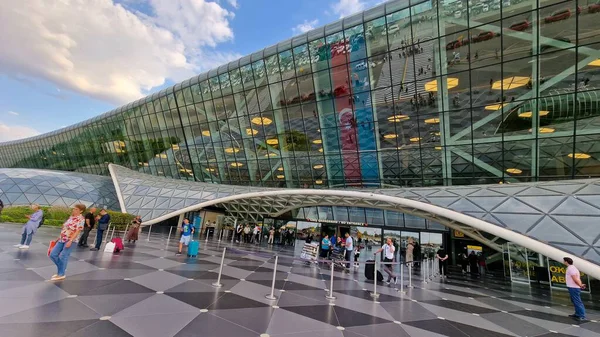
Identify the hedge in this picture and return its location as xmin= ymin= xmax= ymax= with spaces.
xmin=0 ymin=206 xmax=135 ymax=230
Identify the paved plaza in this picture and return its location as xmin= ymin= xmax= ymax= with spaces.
xmin=0 ymin=223 xmax=599 ymax=337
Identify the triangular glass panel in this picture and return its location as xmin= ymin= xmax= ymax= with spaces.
xmin=465 ymin=196 xmax=508 ymax=212
xmin=427 ymin=190 xmax=459 ymax=198
xmin=445 ymin=188 xmax=479 ymax=196
xmin=492 ymin=213 xmax=543 ymax=233
xmin=540 ymin=183 xmax=586 ymax=195
xmin=574 ymin=184 xmax=600 ymax=196
xmin=492 ymin=197 xmax=542 ymax=214
xmin=424 ymin=197 xmax=457 ymax=208
xmin=489 ymin=186 xmax=529 ymax=196
xmin=583 ymin=249 xmax=600 ymax=265
xmin=516 ymin=196 xmax=567 ymax=213
xmin=6 ymin=185 xmax=23 ymax=193
xmin=527 ymin=216 xmax=586 ymax=245
xmin=448 ymin=198 xmax=486 ymax=213
xmin=516 ymin=187 xmax=562 ymax=197
xmin=551 ymin=215 xmax=600 ymax=245
xmin=553 ymin=243 xmax=589 ymax=257
xmin=551 ymin=198 xmax=600 ymax=216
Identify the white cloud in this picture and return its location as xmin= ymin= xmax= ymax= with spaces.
xmin=7 ymin=111 xmax=19 ymax=116
xmin=0 ymin=0 xmax=238 ymax=105
xmin=292 ymin=19 xmax=319 ymax=34
xmin=331 ymin=0 xmax=366 ymax=18
xmin=226 ymin=0 xmax=239 ymax=9
xmin=0 ymin=122 xmax=40 ymax=142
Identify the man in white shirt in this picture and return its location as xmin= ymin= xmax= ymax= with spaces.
xmin=343 ymin=233 xmax=353 ymax=271
xmin=375 ymin=238 xmax=397 ymax=285
xmin=563 ymin=257 xmax=586 ymax=322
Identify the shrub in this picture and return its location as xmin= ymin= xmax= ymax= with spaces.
xmin=0 ymin=206 xmax=134 ymax=230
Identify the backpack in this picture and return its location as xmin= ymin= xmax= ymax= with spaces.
xmin=38 ymin=216 xmax=45 ymax=228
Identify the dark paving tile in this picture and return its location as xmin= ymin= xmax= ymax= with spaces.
xmin=192 ymin=271 xmax=238 ymax=280
xmin=421 ymin=299 xmax=499 ymax=314
xmin=346 ymin=322 xmax=412 ymax=337
xmin=68 ymin=320 xmax=132 ymax=337
xmin=84 ymin=280 xmax=155 ymax=295
xmin=207 ymin=292 xmax=271 ymax=310
xmin=481 ymin=311 xmax=550 ymax=337
xmin=333 ymin=306 xmax=393 ymax=327
xmin=55 ymin=279 xmax=122 ymax=296
xmin=282 ymin=305 xmax=339 ymax=326
xmin=174 ymin=311 xmax=257 ymax=337
xmin=404 ymin=319 xmax=470 ymax=337
xmin=0 ymin=319 xmax=98 ymax=337
xmin=164 ymin=269 xmax=214 ymax=279
xmin=209 ymin=307 xmax=275 ymax=334
xmin=0 ymin=270 xmax=44 ymax=281
xmin=85 ymin=260 xmax=155 ymax=270
xmin=447 ymin=320 xmax=519 ymax=337
xmin=77 ymin=293 xmax=154 ymax=316
xmin=512 ymin=309 xmax=581 ymax=325
xmin=225 ymin=263 xmax=262 ymax=271
xmin=0 ymin=298 xmax=101 ymax=323
xmin=336 ymin=289 xmax=404 ymax=303
xmin=167 ymin=291 xmax=224 ymax=309
xmin=380 ymin=301 xmax=438 ymax=322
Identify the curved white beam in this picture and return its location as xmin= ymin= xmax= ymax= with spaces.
xmin=141 ymin=188 xmax=600 ymax=280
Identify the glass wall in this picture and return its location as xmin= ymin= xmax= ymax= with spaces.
xmin=1 ymin=0 xmax=599 ymax=188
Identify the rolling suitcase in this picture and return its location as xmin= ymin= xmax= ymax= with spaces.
xmin=364 ymin=259 xmax=384 ymax=282
xmin=187 ymin=240 xmax=199 ymax=257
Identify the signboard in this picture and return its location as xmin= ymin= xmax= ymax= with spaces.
xmin=453 ymin=230 xmax=465 ymax=238
xmin=305 ymin=218 xmax=367 ymax=227
xmin=467 ymin=245 xmax=482 ymax=255
xmin=548 ymin=259 xmax=590 ymax=292
xmin=300 ymin=242 xmax=319 ymax=262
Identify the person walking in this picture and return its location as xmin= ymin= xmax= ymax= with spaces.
xmin=436 ymin=246 xmax=448 ymax=278
xmin=49 ymin=204 xmax=86 ymax=281
xmin=176 ymin=218 xmax=195 ymax=255
xmin=268 ymin=227 xmax=275 ymax=244
xmin=564 ymin=257 xmax=587 ymax=322
xmin=468 ymin=251 xmax=478 ymax=276
xmin=126 ymin=216 xmax=141 ymax=243
xmin=478 ymin=252 xmax=487 ymax=277
xmin=235 ymin=223 xmax=243 ymax=243
xmin=460 ymin=252 xmax=468 ymax=274
xmin=375 ymin=238 xmax=397 ymax=285
xmin=343 ymin=232 xmax=353 ymax=272
xmin=91 ymin=209 xmax=110 ymax=251
xmin=78 ymin=207 xmax=96 ymax=248
xmin=406 ymin=239 xmax=414 ymax=266
xmin=15 ymin=204 xmax=43 ymax=249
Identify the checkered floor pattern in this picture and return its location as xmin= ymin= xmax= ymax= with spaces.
xmin=0 ymin=223 xmax=599 ymax=337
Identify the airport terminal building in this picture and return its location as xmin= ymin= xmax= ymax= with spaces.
xmin=1 ymin=0 xmax=600 ymax=286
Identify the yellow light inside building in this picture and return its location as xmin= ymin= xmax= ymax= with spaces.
xmin=424 ymin=78 xmax=459 ymax=92
xmin=410 ymin=137 xmax=422 ymax=142
xmin=387 ymin=114 xmax=410 ymax=122
xmin=206 ymin=168 xmax=215 ymax=172
xmin=432 ymin=132 xmax=441 ymax=136
xmin=155 ymin=153 xmax=167 ymax=159
xmin=538 ymin=127 xmax=555 ymax=134
xmin=384 ymin=134 xmax=398 ymax=139
xmin=172 ymin=144 xmax=180 ymax=150
xmin=315 ymin=180 xmax=323 ymax=185
xmin=492 ymin=76 xmax=530 ymax=90
xmin=266 ymin=138 xmax=279 ymax=145
xmin=588 ymin=59 xmax=600 ymax=67
xmin=276 ymin=175 xmax=285 ymax=179
xmin=246 ymin=128 xmax=259 ymax=136
xmin=568 ymin=153 xmax=591 ymax=159
xmin=318 ymin=148 xmax=323 ymax=152
xmin=484 ymin=103 xmax=507 ymax=111
xmin=424 ymin=118 xmax=440 ymax=124
xmin=230 ymin=162 xmax=243 ymax=167
xmin=317 ymin=129 xmax=321 ymax=133
xmin=277 ymin=167 xmax=284 ymax=171
xmin=435 ymin=146 xmax=442 ymax=150
xmin=518 ymin=110 xmax=550 ymax=118
xmin=224 ymin=147 xmax=240 ymax=154
xmin=313 ymin=164 xmax=324 ymax=169
xmin=202 ymin=130 xmax=211 ymax=137
xmin=265 ymin=153 xmax=278 ymax=157
xmin=251 ymin=117 xmax=273 ymax=126
xmin=506 ymin=168 xmax=523 ymax=174
xmin=313 ymin=139 xmax=322 ymax=144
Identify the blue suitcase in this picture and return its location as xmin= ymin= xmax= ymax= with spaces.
xmin=187 ymin=240 xmax=199 ymax=257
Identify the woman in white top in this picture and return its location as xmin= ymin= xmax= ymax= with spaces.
xmin=375 ymin=238 xmax=397 ymax=285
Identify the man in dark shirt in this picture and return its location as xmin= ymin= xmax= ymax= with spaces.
xmin=78 ymin=207 xmax=96 ymax=247
xmin=91 ymin=209 xmax=110 ymax=251
xmin=436 ymin=247 xmax=448 ymax=278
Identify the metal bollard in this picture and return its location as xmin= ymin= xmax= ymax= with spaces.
xmin=370 ymin=258 xmax=380 ymax=299
xmin=325 ymin=260 xmax=336 ymax=300
xmin=205 ymin=230 xmax=209 ymax=243
xmin=408 ymin=263 xmax=413 ymax=288
xmin=146 ymin=225 xmax=153 ymax=242
xmin=166 ymin=226 xmax=174 ymax=247
xmin=123 ymin=223 xmax=129 ymax=240
xmin=265 ymin=255 xmax=279 ymax=300
xmin=213 ymin=247 xmax=227 ymax=288
xmin=399 ymin=262 xmax=405 ymax=293
xmin=110 ymin=226 xmax=115 ymax=241
xmin=423 ymin=258 xmax=429 ymax=284
xmin=104 ymin=225 xmax=111 ymax=245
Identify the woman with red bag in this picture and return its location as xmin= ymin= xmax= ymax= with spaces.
xmin=48 ymin=204 xmax=86 ymax=281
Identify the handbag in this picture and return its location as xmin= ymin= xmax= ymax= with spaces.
xmin=47 ymin=240 xmax=57 ymax=257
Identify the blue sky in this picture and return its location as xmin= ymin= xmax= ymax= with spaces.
xmin=0 ymin=0 xmax=380 ymax=141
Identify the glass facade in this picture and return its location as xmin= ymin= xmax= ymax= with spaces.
xmin=1 ymin=0 xmax=599 ymax=188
